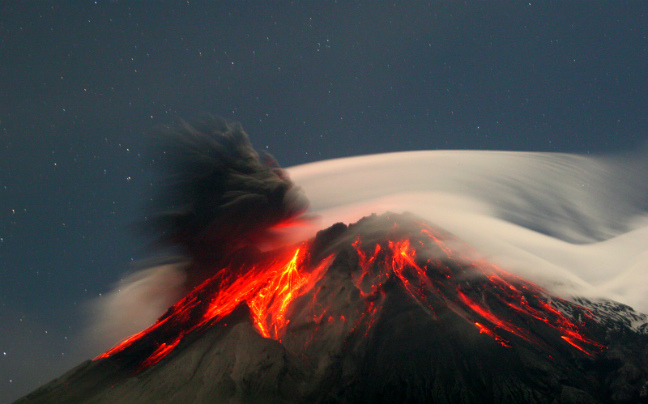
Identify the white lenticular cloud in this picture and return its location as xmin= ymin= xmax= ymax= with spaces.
xmin=86 ymin=149 xmax=648 ymax=353
xmin=287 ymin=150 xmax=648 ymax=313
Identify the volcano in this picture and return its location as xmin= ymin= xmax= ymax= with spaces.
xmin=15 ymin=212 xmax=648 ymax=404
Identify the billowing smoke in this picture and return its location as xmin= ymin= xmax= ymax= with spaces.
xmin=146 ymin=117 xmax=309 ymax=266
xmin=86 ymin=121 xmax=648 ymax=353
xmin=86 ymin=118 xmax=309 ymax=352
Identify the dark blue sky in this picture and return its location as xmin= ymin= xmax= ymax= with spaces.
xmin=1 ymin=2 xmax=647 ymax=402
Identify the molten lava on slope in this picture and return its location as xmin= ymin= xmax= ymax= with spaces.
xmin=95 ymin=213 xmax=605 ymax=374
xmin=17 ymin=213 xmax=648 ymax=404
xmin=16 ymin=117 xmax=648 ymax=404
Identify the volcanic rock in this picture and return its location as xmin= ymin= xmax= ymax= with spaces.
xmin=15 ymin=213 xmax=648 ymax=404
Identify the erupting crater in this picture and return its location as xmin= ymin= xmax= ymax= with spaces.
xmin=96 ymin=213 xmax=605 ymax=370
xmin=19 ymin=214 xmax=648 ymax=404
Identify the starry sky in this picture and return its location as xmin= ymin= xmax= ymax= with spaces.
xmin=1 ymin=2 xmax=647 ymax=402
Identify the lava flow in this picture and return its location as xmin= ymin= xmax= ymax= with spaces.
xmin=95 ymin=244 xmax=333 ymax=369
xmin=95 ymin=214 xmax=605 ymax=371
xmin=347 ymin=217 xmax=605 ymax=356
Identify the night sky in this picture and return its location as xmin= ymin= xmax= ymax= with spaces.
xmin=1 ymin=2 xmax=647 ymax=402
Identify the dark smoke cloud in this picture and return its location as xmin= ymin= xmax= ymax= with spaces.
xmin=86 ymin=118 xmax=310 ymax=352
xmin=146 ymin=117 xmax=308 ymax=268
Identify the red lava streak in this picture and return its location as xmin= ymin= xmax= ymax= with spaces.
xmin=96 ymin=244 xmax=333 ymax=368
xmin=96 ymin=217 xmax=605 ymax=370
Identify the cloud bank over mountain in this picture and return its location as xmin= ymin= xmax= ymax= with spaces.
xmin=287 ymin=150 xmax=648 ymax=312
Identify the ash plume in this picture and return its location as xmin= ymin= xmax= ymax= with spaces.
xmin=147 ymin=118 xmax=308 ymax=265
xmin=86 ymin=118 xmax=309 ymax=352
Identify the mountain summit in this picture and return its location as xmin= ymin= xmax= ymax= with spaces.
xmin=16 ymin=213 xmax=648 ymax=404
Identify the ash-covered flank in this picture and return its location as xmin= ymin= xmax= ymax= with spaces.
xmin=16 ymin=213 xmax=648 ymax=404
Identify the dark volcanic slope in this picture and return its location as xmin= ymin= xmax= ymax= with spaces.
xmin=16 ymin=213 xmax=648 ymax=404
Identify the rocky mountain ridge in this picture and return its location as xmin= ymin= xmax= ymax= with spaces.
xmin=16 ymin=213 xmax=648 ymax=404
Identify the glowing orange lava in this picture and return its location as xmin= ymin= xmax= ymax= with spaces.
xmin=96 ymin=216 xmax=605 ymax=370
xmin=96 ymin=243 xmax=333 ymax=367
xmin=349 ymin=219 xmax=605 ymax=356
